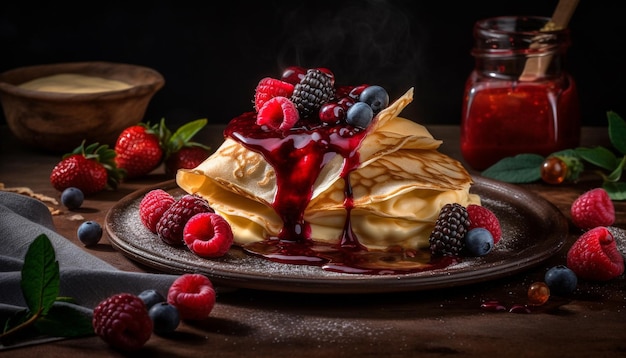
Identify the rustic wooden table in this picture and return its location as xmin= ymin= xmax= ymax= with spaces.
xmin=1 ymin=124 xmax=624 ymax=357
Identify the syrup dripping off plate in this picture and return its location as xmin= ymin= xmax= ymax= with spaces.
xmin=104 ymin=176 xmax=568 ymax=294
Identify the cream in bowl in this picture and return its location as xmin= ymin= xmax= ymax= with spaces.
xmin=18 ymin=73 xmax=134 ymax=94
xmin=0 ymin=61 xmax=165 ymax=152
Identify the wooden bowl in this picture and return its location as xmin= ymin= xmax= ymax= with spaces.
xmin=0 ymin=61 xmax=165 ymax=152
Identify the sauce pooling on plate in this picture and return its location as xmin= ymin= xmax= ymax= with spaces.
xmin=225 ymin=112 xmax=456 ymax=274
xmin=18 ymin=73 xmax=132 ymax=93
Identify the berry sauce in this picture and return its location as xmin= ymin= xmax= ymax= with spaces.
xmin=224 ymin=112 xmax=456 ymax=274
xmin=460 ymin=77 xmax=580 ymax=170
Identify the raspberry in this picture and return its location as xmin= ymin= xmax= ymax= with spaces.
xmin=167 ymin=274 xmax=216 ymax=320
xmin=256 ymin=96 xmax=300 ymax=131
xmin=428 ymin=203 xmax=470 ymax=257
xmin=253 ymin=77 xmax=295 ymax=112
xmin=184 ymin=212 xmax=234 ymax=258
xmin=139 ymin=189 xmax=176 ymax=233
xmin=290 ymin=68 xmax=335 ymax=118
xmin=570 ymin=188 xmax=615 ymax=230
xmin=156 ymin=194 xmax=213 ymax=246
xmin=92 ymin=293 xmax=153 ymax=351
xmin=566 ymin=226 xmax=624 ymax=281
xmin=467 ymin=204 xmax=502 ymax=244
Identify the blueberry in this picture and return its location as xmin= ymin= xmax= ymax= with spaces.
xmin=149 ymin=302 xmax=180 ymax=335
xmin=359 ymin=85 xmax=389 ymax=113
xmin=61 ymin=187 xmax=84 ymax=210
xmin=77 ymin=220 xmax=102 ymax=246
xmin=138 ymin=289 xmax=166 ymax=309
xmin=346 ymin=102 xmax=374 ymax=129
xmin=465 ymin=228 xmax=494 ymax=256
xmin=544 ymin=265 xmax=578 ymax=296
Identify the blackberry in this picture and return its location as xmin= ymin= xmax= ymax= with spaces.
xmin=156 ymin=194 xmax=213 ymax=246
xmin=428 ymin=203 xmax=470 ymax=257
xmin=290 ymin=68 xmax=335 ymax=118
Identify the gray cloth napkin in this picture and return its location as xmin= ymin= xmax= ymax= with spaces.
xmin=0 ymin=191 xmax=180 ymax=345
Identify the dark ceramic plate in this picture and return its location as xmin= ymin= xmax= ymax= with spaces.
xmin=104 ymin=177 xmax=568 ymax=294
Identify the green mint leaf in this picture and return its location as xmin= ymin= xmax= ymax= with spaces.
xmin=167 ymin=118 xmax=209 ymax=154
xmin=606 ymin=156 xmax=625 ymax=182
xmin=2 ymin=309 xmax=30 ymax=335
xmin=603 ymin=181 xmax=626 ymax=201
xmin=0 ymin=310 xmax=39 ymax=346
xmin=55 ymin=296 xmax=78 ymax=304
xmin=551 ymin=149 xmax=580 ymax=158
xmin=574 ymin=146 xmax=618 ymax=171
xmin=21 ymin=234 xmax=60 ymax=316
xmin=34 ymin=304 xmax=94 ymax=338
xmin=608 ymin=111 xmax=626 ymax=155
xmin=481 ymin=154 xmax=544 ymax=183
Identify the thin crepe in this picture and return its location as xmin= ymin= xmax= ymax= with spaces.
xmin=177 ymin=88 xmax=480 ymax=250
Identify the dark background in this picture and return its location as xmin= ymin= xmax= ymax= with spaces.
xmin=1 ymin=0 xmax=624 ymax=129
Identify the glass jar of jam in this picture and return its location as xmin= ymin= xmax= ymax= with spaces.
xmin=460 ymin=16 xmax=580 ymax=170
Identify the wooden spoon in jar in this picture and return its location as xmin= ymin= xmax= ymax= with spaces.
xmin=519 ymin=0 xmax=579 ymax=81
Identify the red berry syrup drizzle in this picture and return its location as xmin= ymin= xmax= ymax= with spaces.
xmin=225 ymin=112 xmax=455 ymax=275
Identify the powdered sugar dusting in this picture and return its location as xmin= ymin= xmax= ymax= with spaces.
xmin=105 ymin=179 xmax=568 ymax=293
xmin=608 ymin=226 xmax=626 ymax=258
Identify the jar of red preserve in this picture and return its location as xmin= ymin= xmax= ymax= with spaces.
xmin=460 ymin=16 xmax=580 ymax=170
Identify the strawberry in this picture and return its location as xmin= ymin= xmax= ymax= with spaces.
xmin=115 ymin=118 xmax=210 ymax=179
xmin=467 ymin=204 xmax=502 ymax=244
xmin=162 ymin=119 xmax=211 ymax=178
xmin=164 ymin=146 xmax=211 ymax=178
xmin=254 ymin=77 xmax=295 ymax=112
xmin=184 ymin=212 xmax=234 ymax=258
xmin=114 ymin=120 xmax=166 ymax=179
xmin=167 ymin=273 xmax=216 ymax=320
xmin=570 ymin=188 xmax=615 ymax=230
xmin=50 ymin=141 xmax=123 ymax=195
xmin=156 ymin=194 xmax=214 ymax=246
xmin=566 ymin=226 xmax=624 ymax=281
xmin=256 ymin=96 xmax=299 ymax=131
xmin=139 ymin=189 xmax=176 ymax=233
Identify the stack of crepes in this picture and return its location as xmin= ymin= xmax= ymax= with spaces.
xmin=176 ymin=88 xmax=480 ymax=251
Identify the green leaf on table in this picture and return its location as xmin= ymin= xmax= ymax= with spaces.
xmin=575 ymin=146 xmax=618 ymax=171
xmin=21 ymin=234 xmax=60 ymax=317
xmin=2 ymin=309 xmax=30 ymax=335
xmin=603 ymin=181 xmax=626 ymax=200
xmin=606 ymin=156 xmax=625 ymax=182
xmin=608 ymin=111 xmax=626 ymax=155
xmin=481 ymin=154 xmax=544 ymax=183
xmin=34 ymin=304 xmax=94 ymax=338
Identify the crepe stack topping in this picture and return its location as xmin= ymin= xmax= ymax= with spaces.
xmin=177 ymin=67 xmax=480 ymax=274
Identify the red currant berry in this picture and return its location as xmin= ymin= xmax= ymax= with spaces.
xmin=348 ymin=84 xmax=368 ymax=99
xmin=541 ymin=156 xmax=568 ymax=184
xmin=335 ymin=85 xmax=354 ymax=98
xmin=281 ymin=66 xmax=307 ymax=85
xmin=337 ymin=97 xmax=355 ymax=109
xmin=316 ymin=67 xmax=335 ymax=86
xmin=319 ymin=103 xmax=346 ymax=124
xmin=527 ymin=281 xmax=550 ymax=306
